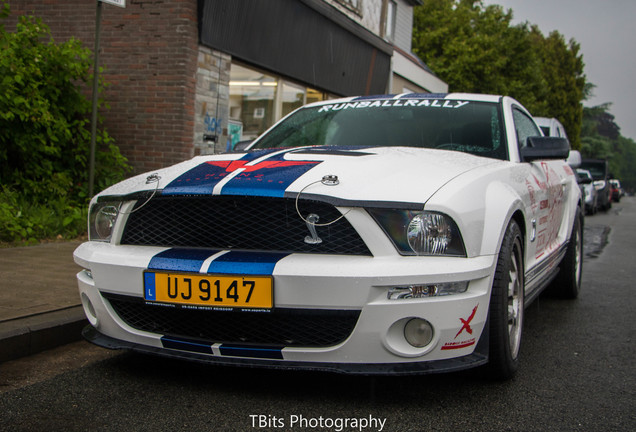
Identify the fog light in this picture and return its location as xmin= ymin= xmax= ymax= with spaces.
xmin=404 ymin=318 xmax=433 ymax=348
xmin=81 ymin=292 xmax=98 ymax=327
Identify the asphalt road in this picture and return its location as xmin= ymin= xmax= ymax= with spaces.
xmin=1 ymin=198 xmax=634 ymax=432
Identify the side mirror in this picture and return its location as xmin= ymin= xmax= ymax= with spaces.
xmin=521 ymin=136 xmax=570 ymax=162
xmin=567 ymin=150 xmax=582 ymax=168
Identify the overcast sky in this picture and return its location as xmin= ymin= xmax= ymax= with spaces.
xmin=483 ymin=0 xmax=636 ymax=141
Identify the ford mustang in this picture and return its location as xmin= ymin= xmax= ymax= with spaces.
xmin=74 ymin=93 xmax=583 ymax=379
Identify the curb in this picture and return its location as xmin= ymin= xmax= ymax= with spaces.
xmin=0 ymin=306 xmax=87 ymax=363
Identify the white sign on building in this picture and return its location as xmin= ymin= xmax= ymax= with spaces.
xmin=100 ymin=0 xmax=126 ymax=8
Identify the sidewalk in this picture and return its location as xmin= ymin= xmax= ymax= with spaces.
xmin=0 ymin=241 xmax=87 ymax=362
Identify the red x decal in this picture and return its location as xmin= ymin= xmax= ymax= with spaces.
xmin=455 ymin=304 xmax=478 ymax=339
xmin=207 ymin=160 xmax=316 ymax=173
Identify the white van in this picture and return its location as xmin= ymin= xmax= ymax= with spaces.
xmin=535 ymin=117 xmax=568 ymax=139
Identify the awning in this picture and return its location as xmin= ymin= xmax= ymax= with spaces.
xmin=198 ymin=0 xmax=393 ymax=96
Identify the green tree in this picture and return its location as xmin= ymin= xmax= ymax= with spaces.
xmin=581 ymin=104 xmax=636 ymax=191
xmin=614 ymin=136 xmax=636 ymax=192
xmin=413 ymin=0 xmax=586 ymax=148
xmin=413 ymin=0 xmax=543 ymax=100
xmin=529 ymin=28 xmax=586 ymax=148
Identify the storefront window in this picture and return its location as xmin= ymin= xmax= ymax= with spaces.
xmin=229 ymin=64 xmax=277 ymax=141
xmin=306 ymin=88 xmax=326 ymax=105
xmin=281 ymin=82 xmax=306 ymax=118
xmin=229 ymin=63 xmax=336 ymax=146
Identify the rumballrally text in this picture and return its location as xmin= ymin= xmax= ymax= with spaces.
xmin=249 ymin=414 xmax=387 ymax=432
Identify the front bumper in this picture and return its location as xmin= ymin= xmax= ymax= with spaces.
xmin=74 ymin=242 xmax=496 ymax=374
xmin=82 ymin=325 xmax=488 ymax=375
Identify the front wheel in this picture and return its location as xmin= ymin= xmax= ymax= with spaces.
xmin=486 ymin=220 xmax=525 ymax=380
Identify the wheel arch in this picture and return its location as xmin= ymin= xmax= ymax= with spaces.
xmin=510 ymin=209 xmax=526 ymax=253
xmin=480 ymin=181 xmax=527 ymax=258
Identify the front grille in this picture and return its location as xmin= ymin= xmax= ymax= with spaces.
xmin=103 ymin=293 xmax=360 ymax=348
xmin=120 ymin=195 xmax=371 ymax=255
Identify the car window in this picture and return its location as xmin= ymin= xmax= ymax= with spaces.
xmin=252 ymin=100 xmax=508 ymax=160
xmin=580 ymin=161 xmax=607 ymax=180
xmin=513 ymin=108 xmax=541 ymax=148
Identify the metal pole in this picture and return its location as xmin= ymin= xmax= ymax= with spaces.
xmin=89 ymin=1 xmax=102 ymax=199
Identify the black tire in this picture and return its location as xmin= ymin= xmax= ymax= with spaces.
xmin=486 ymin=220 xmax=524 ymax=380
xmin=549 ymin=208 xmax=583 ymax=299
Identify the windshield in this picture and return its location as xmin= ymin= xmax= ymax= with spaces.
xmin=576 ymin=170 xmax=592 ymax=181
xmin=252 ymin=99 xmax=507 ymax=160
xmin=580 ymin=161 xmax=607 ymax=180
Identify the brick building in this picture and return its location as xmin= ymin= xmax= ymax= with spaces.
xmin=7 ymin=0 xmax=446 ymax=175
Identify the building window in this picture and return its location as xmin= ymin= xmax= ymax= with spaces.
xmin=281 ymin=82 xmax=306 ymax=119
xmin=306 ymin=88 xmax=326 ymax=105
xmin=229 ymin=63 xmax=335 ymax=145
xmin=335 ymin=0 xmax=363 ymax=15
xmin=383 ymin=0 xmax=397 ymax=42
xmin=229 ymin=64 xmax=277 ymax=141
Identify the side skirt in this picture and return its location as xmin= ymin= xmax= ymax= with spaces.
xmin=524 ymin=241 xmax=568 ymax=306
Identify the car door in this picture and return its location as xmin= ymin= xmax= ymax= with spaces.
xmin=512 ymin=108 xmax=570 ymax=291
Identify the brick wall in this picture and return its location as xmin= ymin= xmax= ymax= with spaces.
xmin=7 ymin=0 xmax=199 ymax=175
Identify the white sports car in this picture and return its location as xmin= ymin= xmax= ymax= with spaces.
xmin=74 ymin=93 xmax=582 ymax=379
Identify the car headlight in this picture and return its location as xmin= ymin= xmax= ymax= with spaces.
xmin=89 ymin=201 xmax=122 ymax=242
xmin=387 ymin=282 xmax=469 ymax=299
xmin=367 ymin=209 xmax=466 ymax=256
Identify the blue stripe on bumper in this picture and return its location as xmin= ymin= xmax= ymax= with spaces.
xmin=207 ymin=251 xmax=290 ymax=275
xmin=161 ymin=336 xmax=213 ymax=354
xmin=148 ymin=248 xmax=221 ymax=273
xmin=220 ymin=344 xmax=284 ymax=360
xmin=147 ymin=249 xmax=289 ymax=275
xmin=161 ymin=337 xmax=283 ymax=360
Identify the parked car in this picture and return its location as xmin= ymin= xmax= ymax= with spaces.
xmin=577 ymin=169 xmax=597 ymax=214
xmin=535 ymin=117 xmax=568 ymax=139
xmin=74 ymin=93 xmax=582 ymax=380
xmin=580 ymin=159 xmax=612 ymax=211
xmin=609 ymin=179 xmax=623 ymax=202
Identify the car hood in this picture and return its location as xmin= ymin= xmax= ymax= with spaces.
xmin=98 ymin=146 xmax=501 ymax=207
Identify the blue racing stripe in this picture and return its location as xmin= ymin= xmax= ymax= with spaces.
xmin=162 ymin=149 xmax=280 ymax=195
xmin=397 ymin=93 xmax=448 ymax=99
xmin=148 ymin=249 xmax=288 ymax=275
xmin=351 ymin=94 xmax=394 ymax=101
xmin=162 ymin=148 xmax=321 ymax=197
xmin=148 ymin=248 xmax=220 ymax=272
xmin=162 ymin=336 xmax=213 ymax=354
xmin=207 ymin=251 xmax=289 ymax=275
xmin=220 ymin=344 xmax=283 ymax=360
xmin=219 ymin=155 xmax=320 ymax=198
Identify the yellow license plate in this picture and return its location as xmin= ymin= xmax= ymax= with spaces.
xmin=144 ymin=272 xmax=273 ymax=309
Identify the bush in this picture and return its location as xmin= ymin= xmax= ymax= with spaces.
xmin=0 ymin=186 xmax=87 ymax=245
xmin=0 ymin=2 xmax=130 ymax=244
